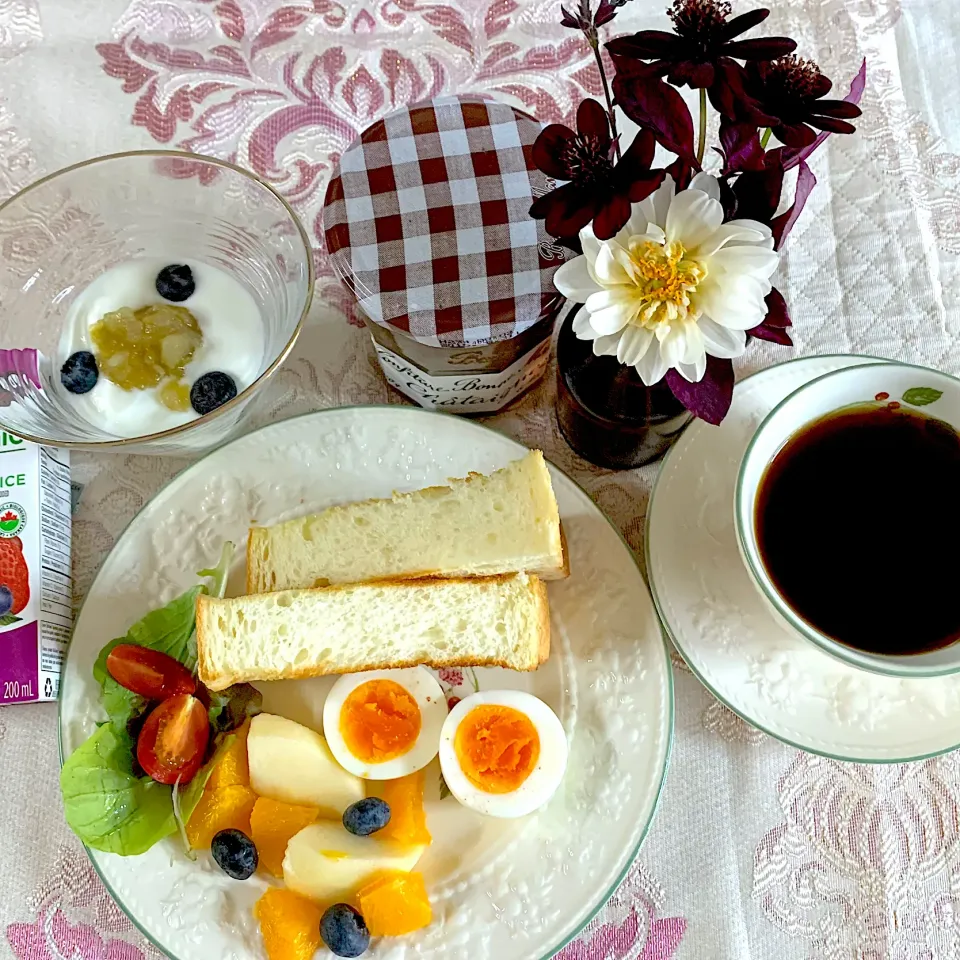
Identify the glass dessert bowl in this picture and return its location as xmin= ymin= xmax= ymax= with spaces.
xmin=0 ymin=151 xmax=313 ymax=455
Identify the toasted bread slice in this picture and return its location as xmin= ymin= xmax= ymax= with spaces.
xmin=246 ymin=450 xmax=566 ymax=594
xmin=196 ymin=573 xmax=550 ymax=691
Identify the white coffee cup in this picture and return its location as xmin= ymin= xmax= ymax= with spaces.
xmin=735 ymin=359 xmax=960 ymax=678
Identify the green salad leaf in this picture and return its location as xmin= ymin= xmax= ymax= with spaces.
xmin=126 ymin=585 xmax=206 ymax=671
xmin=197 ymin=541 xmax=235 ymax=601
xmin=92 ymin=585 xmax=204 ymax=733
xmin=99 ymin=678 xmax=148 ymax=734
xmin=92 ymin=543 xmax=236 ymax=701
xmin=60 ymin=723 xmax=177 ymax=855
xmin=63 ymin=542 xmax=241 ymax=857
xmin=208 ymin=683 xmax=263 ymax=735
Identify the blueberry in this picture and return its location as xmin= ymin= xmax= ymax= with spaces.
xmin=60 ymin=351 xmax=98 ymax=395
xmin=0 ymin=586 xmax=12 ymax=617
xmin=155 ymin=264 xmax=195 ymax=302
xmin=190 ymin=371 xmax=237 ymax=415
xmin=320 ymin=904 xmax=370 ymax=958
xmin=211 ymin=828 xmax=258 ymax=880
xmin=342 ymin=798 xmax=391 ymax=837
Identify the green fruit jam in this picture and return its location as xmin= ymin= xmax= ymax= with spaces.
xmin=90 ymin=304 xmax=203 ymax=411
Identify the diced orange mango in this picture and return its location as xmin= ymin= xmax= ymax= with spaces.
xmin=356 ymin=870 xmax=432 ymax=936
xmin=377 ymin=769 xmax=431 ymax=845
xmin=186 ymin=784 xmax=257 ymax=849
xmin=249 ymin=797 xmax=320 ymax=877
xmin=254 ymin=888 xmax=323 ymax=960
xmin=208 ymin=720 xmax=251 ymax=790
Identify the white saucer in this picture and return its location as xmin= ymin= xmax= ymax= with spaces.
xmin=646 ymin=354 xmax=960 ymax=762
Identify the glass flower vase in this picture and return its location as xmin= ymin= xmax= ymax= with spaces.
xmin=555 ymin=308 xmax=693 ymax=470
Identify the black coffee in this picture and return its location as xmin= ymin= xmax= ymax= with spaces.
xmin=755 ymin=402 xmax=960 ymax=656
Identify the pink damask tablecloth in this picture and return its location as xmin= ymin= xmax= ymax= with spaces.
xmin=2 ymin=0 xmax=960 ymax=958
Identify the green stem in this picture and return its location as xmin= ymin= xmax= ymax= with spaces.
xmin=760 ymin=127 xmax=772 ymax=149
xmin=696 ymin=88 xmax=707 ymax=166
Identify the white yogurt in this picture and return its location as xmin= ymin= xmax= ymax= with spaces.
xmin=59 ymin=259 xmax=265 ymax=438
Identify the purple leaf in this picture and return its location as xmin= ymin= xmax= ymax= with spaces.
xmin=770 ymin=159 xmax=816 ymax=248
xmin=782 ymin=59 xmax=866 ymax=170
xmin=665 ymin=357 xmax=735 ymax=426
xmin=666 ymin=155 xmax=698 ymax=189
xmin=612 ymin=58 xmax=695 ymax=159
xmin=718 ymin=175 xmax=738 ymax=219
xmin=731 ymin=152 xmax=784 ymax=222
xmin=719 ymin=119 xmax=764 ymax=174
xmin=748 ymin=288 xmax=793 ymax=346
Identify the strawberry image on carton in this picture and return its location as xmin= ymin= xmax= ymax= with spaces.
xmin=0 ymin=536 xmax=30 ymax=615
xmin=0 ymin=432 xmax=71 ymax=705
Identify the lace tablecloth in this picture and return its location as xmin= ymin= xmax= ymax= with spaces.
xmin=2 ymin=1 xmax=958 ymax=958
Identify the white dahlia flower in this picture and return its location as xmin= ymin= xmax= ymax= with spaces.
xmin=553 ymin=172 xmax=780 ymax=384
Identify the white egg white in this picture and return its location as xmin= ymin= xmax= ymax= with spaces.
xmin=438 ymin=689 xmax=568 ymax=818
xmin=322 ymin=666 xmax=447 ymax=780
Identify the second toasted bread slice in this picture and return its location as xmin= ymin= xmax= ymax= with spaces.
xmin=196 ymin=573 xmax=550 ymax=691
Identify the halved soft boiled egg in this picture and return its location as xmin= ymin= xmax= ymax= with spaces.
xmin=439 ymin=689 xmax=568 ymax=818
xmin=323 ymin=667 xmax=447 ymax=779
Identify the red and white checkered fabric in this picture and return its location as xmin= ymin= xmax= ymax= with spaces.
xmin=323 ymin=95 xmax=569 ymax=348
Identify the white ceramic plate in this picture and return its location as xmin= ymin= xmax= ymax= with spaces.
xmin=59 ymin=406 xmax=673 ymax=960
xmin=647 ymin=354 xmax=960 ymax=763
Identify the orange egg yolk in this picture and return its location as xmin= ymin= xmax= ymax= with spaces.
xmin=454 ymin=704 xmax=540 ymax=794
xmin=340 ymin=680 xmax=422 ymax=763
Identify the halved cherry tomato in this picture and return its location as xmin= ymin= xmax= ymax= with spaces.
xmin=106 ymin=643 xmax=195 ymax=700
xmin=137 ymin=694 xmax=210 ymax=785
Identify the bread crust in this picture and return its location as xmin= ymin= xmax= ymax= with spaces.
xmin=195 ymin=591 xmax=215 ymax=689
xmin=530 ymin=575 xmax=551 ymax=664
xmin=196 ymin=573 xmax=551 ymax=691
xmin=199 ymin=652 xmax=546 ymax=692
xmin=245 ymin=528 xmax=261 ymax=594
xmin=555 ymin=522 xmax=571 ymax=580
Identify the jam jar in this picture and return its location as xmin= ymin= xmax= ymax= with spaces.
xmin=323 ymin=95 xmax=569 ymax=414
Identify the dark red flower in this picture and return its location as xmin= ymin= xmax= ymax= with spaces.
xmin=607 ymin=1 xmax=796 ymax=90
xmin=529 ymin=98 xmax=665 ymax=240
xmin=743 ymin=56 xmax=862 ymax=148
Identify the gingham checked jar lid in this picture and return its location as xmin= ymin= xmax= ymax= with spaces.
xmin=322 ymin=95 xmax=569 ymax=349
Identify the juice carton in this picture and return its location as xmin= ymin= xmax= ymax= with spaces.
xmin=0 ymin=431 xmax=71 ymax=704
